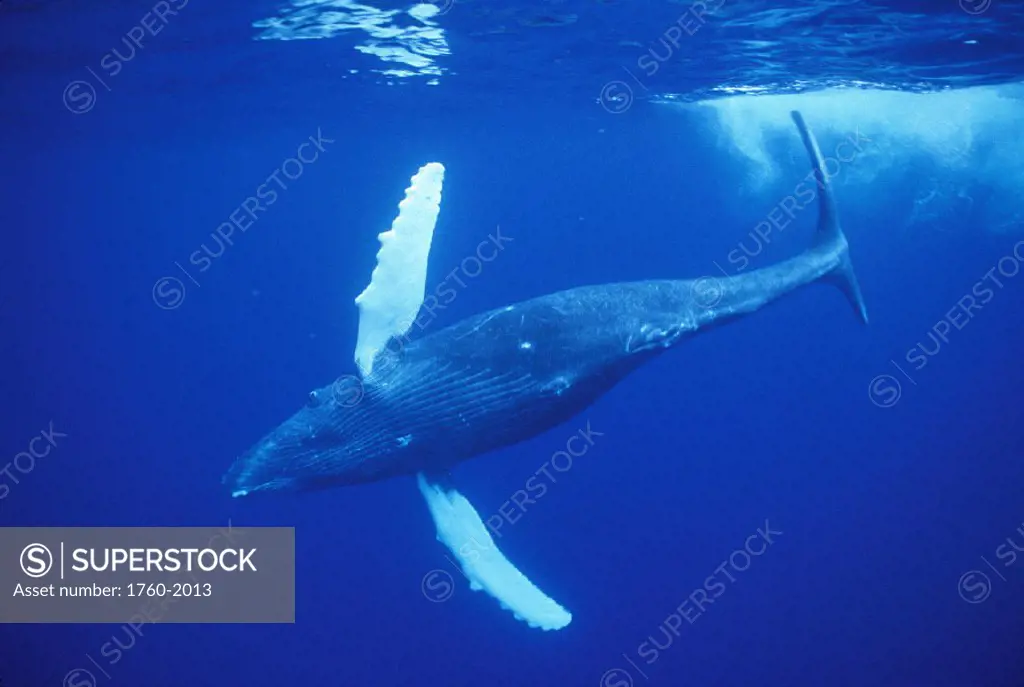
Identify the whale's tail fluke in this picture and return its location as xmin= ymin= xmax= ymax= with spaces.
xmin=791 ymin=110 xmax=869 ymax=325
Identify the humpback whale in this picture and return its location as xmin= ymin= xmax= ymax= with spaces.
xmin=225 ymin=111 xmax=867 ymax=631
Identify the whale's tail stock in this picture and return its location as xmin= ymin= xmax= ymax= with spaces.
xmin=699 ymin=111 xmax=870 ymax=330
xmin=791 ymin=110 xmax=869 ymax=325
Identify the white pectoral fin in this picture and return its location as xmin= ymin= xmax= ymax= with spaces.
xmin=416 ymin=472 xmax=572 ymax=631
xmin=354 ymin=162 xmax=445 ymax=376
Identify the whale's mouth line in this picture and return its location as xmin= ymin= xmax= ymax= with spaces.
xmin=225 ymin=421 xmax=335 ymax=496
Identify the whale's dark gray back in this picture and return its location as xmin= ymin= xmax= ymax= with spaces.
xmin=332 ymin=280 xmax=701 ymax=483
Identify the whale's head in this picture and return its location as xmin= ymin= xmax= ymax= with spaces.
xmin=223 ymin=375 xmax=408 ymax=496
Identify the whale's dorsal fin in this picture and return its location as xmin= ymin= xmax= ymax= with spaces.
xmin=417 ymin=472 xmax=572 ymax=630
xmin=354 ymin=162 xmax=444 ymax=377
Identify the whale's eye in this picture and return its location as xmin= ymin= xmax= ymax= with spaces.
xmin=307 ymin=390 xmax=321 ymax=407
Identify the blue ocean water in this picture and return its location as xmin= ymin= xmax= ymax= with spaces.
xmin=2 ymin=0 xmax=1024 ymax=685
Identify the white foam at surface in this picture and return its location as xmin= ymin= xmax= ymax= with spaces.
xmin=416 ymin=473 xmax=573 ymax=631
xmin=691 ymin=84 xmax=1022 ymax=176
xmin=354 ymin=162 xmax=444 ymax=376
xmin=669 ymin=84 xmax=1024 ymax=234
